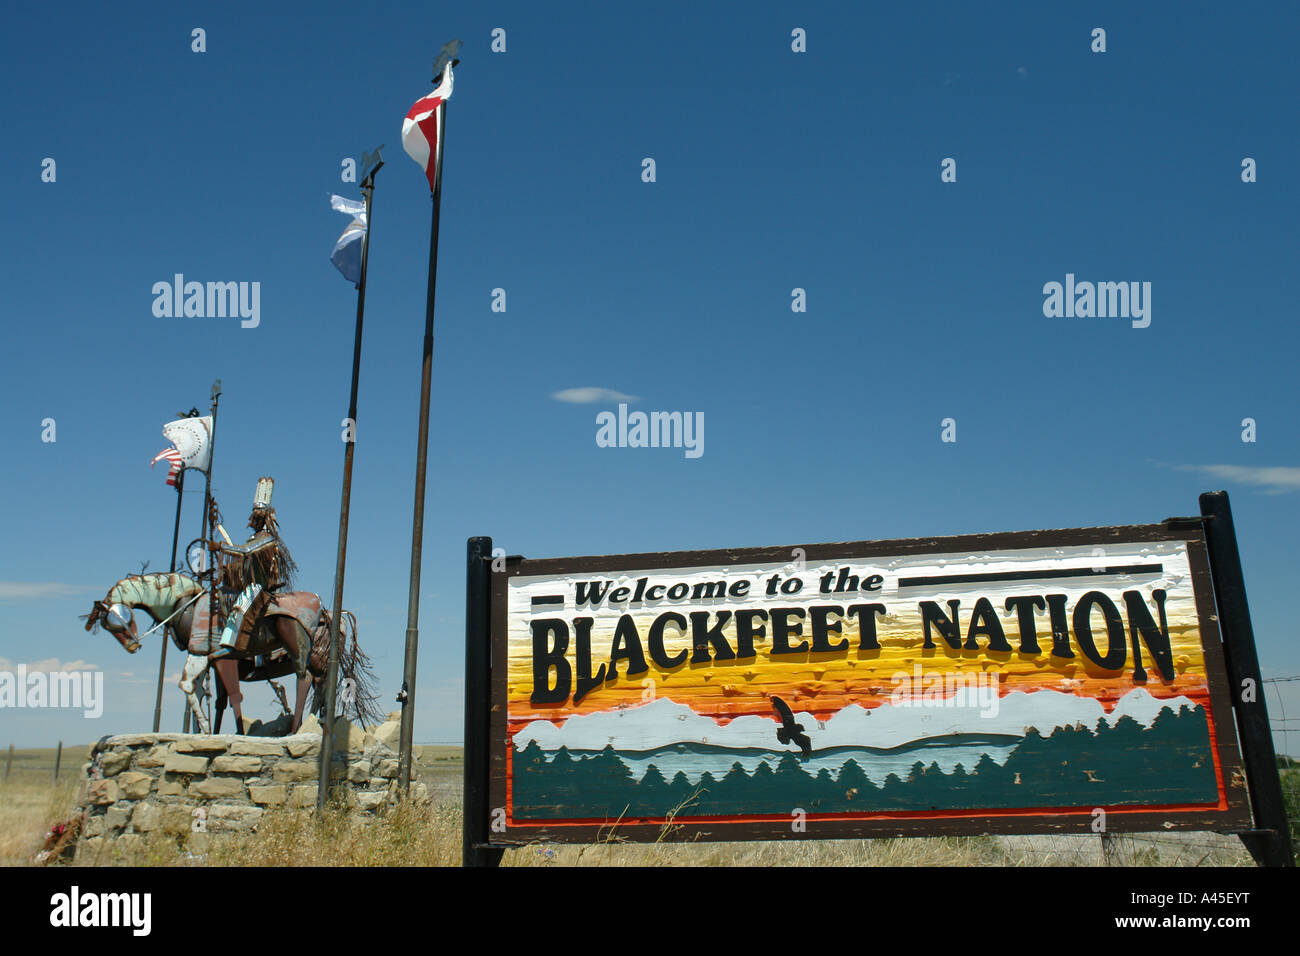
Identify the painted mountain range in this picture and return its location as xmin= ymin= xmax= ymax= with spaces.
xmin=509 ymin=689 xmax=1222 ymax=821
xmin=513 ymin=687 xmax=1202 ymax=754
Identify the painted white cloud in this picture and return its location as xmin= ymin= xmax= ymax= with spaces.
xmin=1177 ymin=464 xmax=1300 ymax=495
xmin=512 ymin=688 xmax=1199 ymax=754
xmin=551 ymin=387 xmax=639 ymax=405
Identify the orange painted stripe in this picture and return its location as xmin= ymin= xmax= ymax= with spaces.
xmin=508 ymin=800 xmax=1229 ymax=828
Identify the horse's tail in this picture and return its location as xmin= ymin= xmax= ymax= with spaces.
xmin=311 ymin=609 xmax=382 ymax=728
xmin=339 ymin=611 xmax=382 ymax=728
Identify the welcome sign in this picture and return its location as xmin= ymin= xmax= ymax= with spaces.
xmin=486 ymin=523 xmax=1250 ymax=843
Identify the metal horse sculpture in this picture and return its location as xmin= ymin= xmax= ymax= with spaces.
xmin=83 ymin=571 xmax=378 ymax=734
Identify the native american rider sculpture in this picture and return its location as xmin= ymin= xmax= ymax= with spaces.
xmin=84 ymin=478 xmax=379 ymax=734
xmin=188 ymin=477 xmax=312 ymax=733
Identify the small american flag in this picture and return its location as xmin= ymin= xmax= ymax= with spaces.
xmin=151 ymin=447 xmax=182 ymax=487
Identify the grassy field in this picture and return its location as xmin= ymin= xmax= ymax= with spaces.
xmin=0 ymin=744 xmax=1264 ymax=867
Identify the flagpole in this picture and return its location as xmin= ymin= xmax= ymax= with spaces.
xmin=318 ymin=158 xmax=383 ymax=810
xmin=202 ymin=380 xmax=221 ymax=732
xmin=153 ymin=466 xmax=185 ymax=732
xmin=398 ymin=54 xmax=455 ymax=795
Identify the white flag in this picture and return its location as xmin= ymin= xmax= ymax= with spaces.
xmin=330 ymin=194 xmax=367 ymax=286
xmin=162 ymin=416 xmax=213 ymax=473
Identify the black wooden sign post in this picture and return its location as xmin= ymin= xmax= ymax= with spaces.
xmin=1199 ymin=491 xmax=1293 ymax=866
xmin=463 ymin=536 xmax=504 ymax=867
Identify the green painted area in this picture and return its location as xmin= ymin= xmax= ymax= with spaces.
xmin=513 ymin=705 xmax=1220 ymax=819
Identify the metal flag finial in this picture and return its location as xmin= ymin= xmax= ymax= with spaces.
xmin=360 ymin=144 xmax=385 ymax=185
xmin=433 ymin=38 xmax=461 ymax=82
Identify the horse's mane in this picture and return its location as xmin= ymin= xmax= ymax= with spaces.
xmin=82 ymin=572 xmax=203 ymax=632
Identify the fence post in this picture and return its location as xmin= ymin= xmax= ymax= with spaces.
xmin=1100 ymin=831 xmax=1125 ymax=866
xmin=4 ymin=744 xmax=12 ymax=781
xmin=53 ymin=741 xmax=63 ymax=783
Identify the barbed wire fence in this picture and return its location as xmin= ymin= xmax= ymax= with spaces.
xmin=1262 ymin=674 xmax=1299 ymax=861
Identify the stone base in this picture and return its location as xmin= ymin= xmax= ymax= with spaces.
xmin=73 ymin=716 xmax=427 ymax=854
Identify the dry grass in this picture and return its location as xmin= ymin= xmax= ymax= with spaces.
xmin=72 ymin=800 xmax=466 ymax=867
xmin=0 ymin=745 xmax=85 ymax=865
xmin=0 ymin=744 xmax=1256 ymax=867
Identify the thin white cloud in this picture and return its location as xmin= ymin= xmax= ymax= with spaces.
xmin=1177 ymin=464 xmax=1300 ymax=495
xmin=0 ymin=657 xmax=101 ymax=673
xmin=551 ymin=387 xmax=639 ymax=405
xmin=0 ymin=581 xmax=99 ymax=602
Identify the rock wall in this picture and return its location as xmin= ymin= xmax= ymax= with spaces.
xmin=73 ymin=713 xmax=427 ymax=857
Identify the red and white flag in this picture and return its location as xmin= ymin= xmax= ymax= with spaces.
xmin=151 ymin=447 xmax=182 ymax=487
xmin=402 ymin=62 xmax=454 ymax=193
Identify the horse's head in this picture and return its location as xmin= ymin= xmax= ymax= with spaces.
xmin=82 ymin=572 xmax=202 ymax=654
xmin=82 ymin=593 xmax=142 ymax=654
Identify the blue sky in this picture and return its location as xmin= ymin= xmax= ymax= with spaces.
xmin=1 ymin=2 xmax=1297 ymax=750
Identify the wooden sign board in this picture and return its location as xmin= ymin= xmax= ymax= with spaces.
xmin=483 ymin=522 xmax=1252 ymax=845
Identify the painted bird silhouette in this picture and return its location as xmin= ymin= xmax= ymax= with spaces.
xmin=771 ymin=696 xmax=812 ymax=758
